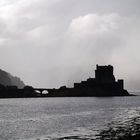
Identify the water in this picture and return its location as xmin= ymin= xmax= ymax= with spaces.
xmin=0 ymin=96 xmax=140 ymax=140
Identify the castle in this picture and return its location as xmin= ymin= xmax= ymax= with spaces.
xmin=47 ymin=65 xmax=130 ymax=97
xmin=0 ymin=65 xmax=130 ymax=98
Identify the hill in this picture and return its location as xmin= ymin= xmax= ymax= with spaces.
xmin=0 ymin=69 xmax=25 ymax=88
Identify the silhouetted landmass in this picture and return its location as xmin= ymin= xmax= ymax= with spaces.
xmin=46 ymin=65 xmax=130 ymax=97
xmin=0 ymin=69 xmax=25 ymax=88
xmin=0 ymin=65 xmax=132 ymax=98
xmin=0 ymin=86 xmax=38 ymax=98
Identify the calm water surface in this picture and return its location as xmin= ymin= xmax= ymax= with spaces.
xmin=0 ymin=96 xmax=140 ymax=140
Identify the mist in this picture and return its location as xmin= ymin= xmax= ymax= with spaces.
xmin=0 ymin=0 xmax=140 ymax=90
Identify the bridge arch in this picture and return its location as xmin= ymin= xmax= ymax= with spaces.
xmin=42 ymin=90 xmax=48 ymax=94
xmin=34 ymin=88 xmax=49 ymax=96
xmin=34 ymin=90 xmax=41 ymax=94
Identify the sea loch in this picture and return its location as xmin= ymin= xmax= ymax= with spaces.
xmin=0 ymin=96 xmax=140 ymax=140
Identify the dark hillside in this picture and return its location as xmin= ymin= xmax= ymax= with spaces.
xmin=0 ymin=69 xmax=25 ymax=88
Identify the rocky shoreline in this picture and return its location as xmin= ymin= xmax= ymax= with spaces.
xmin=97 ymin=115 xmax=140 ymax=140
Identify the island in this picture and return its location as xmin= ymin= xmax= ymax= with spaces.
xmin=46 ymin=65 xmax=130 ymax=97
xmin=0 ymin=65 xmax=131 ymax=98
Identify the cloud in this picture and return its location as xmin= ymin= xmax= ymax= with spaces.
xmin=63 ymin=13 xmax=126 ymax=65
xmin=0 ymin=0 xmax=139 ymax=90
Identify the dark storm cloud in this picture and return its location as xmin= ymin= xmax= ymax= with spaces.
xmin=0 ymin=0 xmax=139 ymax=90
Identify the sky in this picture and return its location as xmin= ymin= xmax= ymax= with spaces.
xmin=0 ymin=0 xmax=140 ymax=90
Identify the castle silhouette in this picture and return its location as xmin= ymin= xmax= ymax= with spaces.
xmin=0 ymin=65 xmax=130 ymax=98
xmin=47 ymin=65 xmax=130 ymax=97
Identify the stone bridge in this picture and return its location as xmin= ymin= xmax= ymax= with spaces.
xmin=33 ymin=88 xmax=53 ymax=95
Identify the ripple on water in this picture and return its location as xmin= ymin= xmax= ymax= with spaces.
xmin=22 ymin=109 xmax=140 ymax=140
xmin=0 ymin=97 xmax=140 ymax=140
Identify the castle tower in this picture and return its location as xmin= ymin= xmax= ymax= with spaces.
xmin=95 ymin=65 xmax=115 ymax=84
xmin=117 ymin=79 xmax=124 ymax=89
